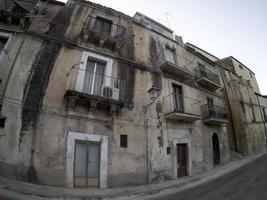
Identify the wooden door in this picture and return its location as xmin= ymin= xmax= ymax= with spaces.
xmin=74 ymin=141 xmax=100 ymax=188
xmin=177 ymin=143 xmax=188 ymax=177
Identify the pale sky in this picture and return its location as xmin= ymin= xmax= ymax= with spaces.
xmin=59 ymin=0 xmax=267 ymax=94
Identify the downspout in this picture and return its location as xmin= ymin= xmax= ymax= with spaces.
xmin=255 ymin=94 xmax=267 ymax=145
xmin=218 ymin=66 xmax=238 ymax=151
xmin=143 ymin=101 xmax=153 ymax=184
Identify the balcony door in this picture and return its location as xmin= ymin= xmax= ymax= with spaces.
xmin=198 ymin=63 xmax=207 ymax=76
xmin=173 ymin=84 xmax=183 ymax=112
xmin=165 ymin=47 xmax=176 ymax=64
xmin=94 ymin=17 xmax=112 ymax=35
xmin=207 ymin=97 xmax=215 ymax=116
xmin=83 ymin=59 xmax=106 ymax=96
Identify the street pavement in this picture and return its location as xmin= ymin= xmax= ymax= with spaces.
xmin=147 ymin=153 xmax=267 ymax=200
xmin=0 ymin=151 xmax=266 ymax=200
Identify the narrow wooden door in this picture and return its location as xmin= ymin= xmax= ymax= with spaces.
xmin=177 ymin=143 xmax=188 ymax=177
xmin=74 ymin=141 xmax=101 ymax=188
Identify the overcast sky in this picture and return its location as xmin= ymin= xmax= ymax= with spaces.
xmin=59 ymin=0 xmax=267 ymax=94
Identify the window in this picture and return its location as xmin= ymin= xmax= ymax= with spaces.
xmin=173 ymin=84 xmax=183 ymax=112
xmin=250 ymin=72 xmax=253 ymax=78
xmin=120 ymin=135 xmax=128 ymax=148
xmin=76 ymin=52 xmax=113 ymax=97
xmin=83 ymin=58 xmax=106 ymax=96
xmin=0 ymin=116 xmax=6 ymax=128
xmin=167 ymin=147 xmax=171 ymax=155
xmin=198 ymin=63 xmax=207 ymax=76
xmin=0 ymin=37 xmax=8 ymax=55
xmin=0 ymin=33 xmax=12 ymax=61
xmin=207 ymin=97 xmax=214 ymax=105
xmin=239 ymin=64 xmax=243 ymax=69
xmin=94 ymin=16 xmax=112 ymax=35
xmin=207 ymin=97 xmax=215 ymax=116
xmin=263 ymin=108 xmax=267 ymax=122
xmin=165 ymin=47 xmax=176 ymax=64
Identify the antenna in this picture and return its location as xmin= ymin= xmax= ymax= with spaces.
xmin=165 ymin=12 xmax=173 ymax=29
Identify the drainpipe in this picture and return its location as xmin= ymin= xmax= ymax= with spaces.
xmin=255 ymin=94 xmax=267 ymax=145
xmin=143 ymin=101 xmax=153 ymax=184
xmin=218 ymin=66 xmax=238 ymax=151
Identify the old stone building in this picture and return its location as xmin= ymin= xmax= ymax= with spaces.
xmin=187 ymin=43 xmax=267 ymax=154
xmin=0 ymin=0 xmax=265 ymax=189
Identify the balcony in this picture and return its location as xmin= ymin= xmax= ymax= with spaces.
xmin=160 ymin=62 xmax=195 ymax=80
xmin=65 ymin=67 xmax=125 ymax=112
xmin=201 ymin=104 xmax=228 ymax=124
xmin=194 ymin=66 xmax=220 ymax=91
xmin=82 ymin=16 xmax=126 ymax=50
xmin=163 ymin=93 xmax=202 ymax=122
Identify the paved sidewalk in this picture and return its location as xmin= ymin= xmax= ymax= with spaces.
xmin=0 ymin=150 xmax=266 ymax=200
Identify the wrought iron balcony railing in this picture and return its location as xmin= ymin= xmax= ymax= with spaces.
xmin=163 ymin=93 xmax=202 ymax=121
xmin=194 ymin=66 xmax=220 ymax=86
xmin=66 ymin=67 xmax=125 ymax=102
xmin=201 ymin=104 xmax=228 ymax=120
xmin=84 ymin=16 xmax=126 ymax=43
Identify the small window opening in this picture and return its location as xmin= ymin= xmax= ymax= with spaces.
xmin=263 ymin=108 xmax=267 ymax=122
xmin=167 ymin=147 xmax=171 ymax=155
xmin=250 ymin=72 xmax=253 ymax=78
xmin=239 ymin=64 xmax=243 ymax=69
xmin=0 ymin=117 xmax=6 ymax=128
xmin=0 ymin=37 xmax=8 ymax=54
xmin=120 ymin=135 xmax=128 ymax=148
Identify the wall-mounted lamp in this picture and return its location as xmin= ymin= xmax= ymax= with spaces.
xmin=143 ymin=85 xmax=160 ymax=113
xmin=147 ymin=85 xmax=160 ymax=102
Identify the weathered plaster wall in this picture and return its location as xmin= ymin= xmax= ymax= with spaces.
xmin=0 ymin=35 xmax=43 ymax=179
xmin=220 ymin=67 xmax=265 ymax=154
xmin=231 ymin=58 xmax=260 ymax=93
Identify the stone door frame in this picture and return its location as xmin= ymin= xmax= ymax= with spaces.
xmin=172 ymin=138 xmax=192 ymax=178
xmin=66 ymin=131 xmax=108 ymax=189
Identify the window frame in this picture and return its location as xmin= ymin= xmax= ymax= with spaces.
xmin=164 ymin=46 xmax=176 ymax=64
xmin=0 ymin=32 xmax=13 ymax=62
xmin=76 ymin=52 xmax=113 ymax=93
xmin=94 ymin=16 xmax=113 ymax=36
xmin=120 ymin=135 xmax=128 ymax=148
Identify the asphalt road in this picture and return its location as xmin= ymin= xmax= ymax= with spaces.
xmin=152 ymin=154 xmax=267 ymax=200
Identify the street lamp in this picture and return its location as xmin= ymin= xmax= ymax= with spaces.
xmin=143 ymin=85 xmax=160 ymax=113
xmin=147 ymin=85 xmax=160 ymax=102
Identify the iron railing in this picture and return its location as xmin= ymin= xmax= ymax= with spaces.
xmin=85 ymin=16 xmax=126 ymax=42
xmin=193 ymin=65 xmax=220 ymax=85
xmin=201 ymin=104 xmax=228 ymax=120
xmin=66 ymin=67 xmax=125 ymax=101
xmin=163 ymin=93 xmax=201 ymax=116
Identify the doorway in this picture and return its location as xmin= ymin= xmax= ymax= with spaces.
xmin=212 ymin=133 xmax=220 ymax=165
xmin=74 ymin=141 xmax=101 ymax=188
xmin=177 ymin=143 xmax=188 ymax=177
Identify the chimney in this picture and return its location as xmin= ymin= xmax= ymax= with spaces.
xmin=175 ymin=35 xmax=184 ymax=46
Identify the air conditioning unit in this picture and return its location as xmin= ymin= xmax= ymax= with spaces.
xmin=101 ymin=86 xmax=120 ymax=100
